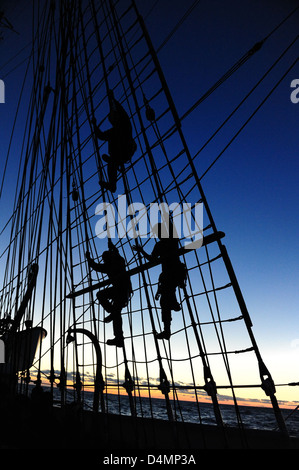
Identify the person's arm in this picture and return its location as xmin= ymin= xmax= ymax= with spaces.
xmin=150 ymin=243 xmax=161 ymax=262
xmin=92 ymin=117 xmax=112 ymax=141
xmin=113 ymin=99 xmax=128 ymax=119
xmin=85 ymin=251 xmax=107 ymax=273
xmin=108 ymin=239 xmax=119 ymax=255
xmin=109 ymin=91 xmax=131 ymax=128
xmin=132 ymin=245 xmax=153 ymax=262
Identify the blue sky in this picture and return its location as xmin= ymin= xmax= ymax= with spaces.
xmin=141 ymin=0 xmax=299 ymax=404
xmin=0 ymin=0 xmax=298 ymax=408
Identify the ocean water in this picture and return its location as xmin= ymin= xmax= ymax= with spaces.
xmin=56 ymin=387 xmax=299 ymax=438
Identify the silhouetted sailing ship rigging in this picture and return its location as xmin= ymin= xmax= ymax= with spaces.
xmin=0 ymin=0 xmax=298 ymax=449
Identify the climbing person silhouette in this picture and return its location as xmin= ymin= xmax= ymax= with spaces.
xmin=92 ymin=89 xmax=136 ymax=192
xmin=133 ymin=222 xmax=187 ymax=340
xmin=86 ymin=240 xmax=132 ymax=347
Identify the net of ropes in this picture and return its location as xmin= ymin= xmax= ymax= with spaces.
xmin=1 ymin=0 xmax=298 ymax=446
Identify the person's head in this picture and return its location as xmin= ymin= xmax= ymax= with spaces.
xmin=102 ymin=250 xmax=111 ymax=263
xmin=102 ymin=249 xmax=120 ymax=264
xmin=151 ymin=221 xmax=178 ymax=240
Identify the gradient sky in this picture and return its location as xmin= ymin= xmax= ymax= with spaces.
xmin=141 ymin=0 xmax=299 ymax=406
xmin=0 ymin=0 xmax=298 ymax=410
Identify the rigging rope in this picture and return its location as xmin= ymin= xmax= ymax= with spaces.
xmin=1 ymin=0 xmax=296 ymax=446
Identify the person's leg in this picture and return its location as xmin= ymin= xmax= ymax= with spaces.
xmin=105 ymin=289 xmax=128 ymax=347
xmin=108 ymin=161 xmax=118 ymax=192
xmin=99 ymin=157 xmax=118 ymax=193
xmin=106 ymin=309 xmax=124 ymax=347
xmin=164 ymin=272 xmax=181 ymax=311
xmin=113 ymin=312 xmax=124 ymax=341
xmin=97 ymin=288 xmax=114 ymax=317
xmin=156 ymin=295 xmax=172 ymax=340
xmin=169 ymin=288 xmax=181 ymax=311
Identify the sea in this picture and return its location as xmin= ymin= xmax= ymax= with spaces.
xmin=45 ymin=386 xmax=299 ymax=438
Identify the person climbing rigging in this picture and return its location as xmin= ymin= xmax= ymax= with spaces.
xmin=85 ymin=240 xmax=132 ymax=347
xmin=133 ymin=223 xmax=187 ymax=340
xmin=92 ymin=89 xmax=137 ymax=192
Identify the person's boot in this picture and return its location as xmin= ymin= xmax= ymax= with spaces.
xmin=99 ymin=180 xmax=111 ymax=190
xmin=103 ymin=313 xmax=114 ymax=323
xmin=106 ymin=336 xmax=124 ymax=347
xmin=172 ymin=300 xmax=181 ymax=311
xmin=99 ymin=179 xmax=116 ymax=193
xmin=156 ymin=323 xmax=171 ymax=340
xmin=170 ymin=292 xmax=181 ymax=311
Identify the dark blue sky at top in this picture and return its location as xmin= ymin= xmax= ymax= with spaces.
xmin=0 ymin=0 xmax=298 ymax=389
xmin=141 ymin=0 xmax=299 ymax=350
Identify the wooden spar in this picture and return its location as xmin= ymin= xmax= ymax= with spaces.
xmin=66 ymin=231 xmax=225 ymax=299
